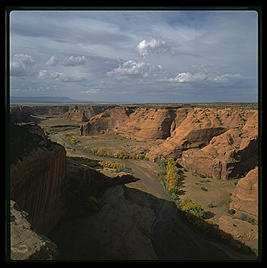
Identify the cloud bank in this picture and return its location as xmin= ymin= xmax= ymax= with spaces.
xmin=10 ymin=10 xmax=258 ymax=103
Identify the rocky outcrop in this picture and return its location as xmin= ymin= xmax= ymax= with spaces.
xmin=230 ymin=168 xmax=258 ymax=219
xmin=147 ymin=108 xmax=257 ymax=161
xmin=177 ymin=110 xmax=258 ymax=180
xmin=117 ymin=107 xmax=177 ymax=141
xmin=65 ymin=105 xmax=112 ymax=123
xmin=10 ymin=200 xmax=59 ymax=260
xmin=48 ymin=185 xmax=162 ymax=260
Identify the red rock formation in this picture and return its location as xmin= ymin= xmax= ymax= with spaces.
xmin=65 ymin=105 xmax=113 ymax=123
xmin=118 ymin=107 xmax=177 ymax=141
xmin=79 ymin=105 xmax=258 ymax=180
xmin=230 ymin=167 xmax=258 ymax=219
xmin=81 ymin=106 xmax=134 ymax=135
xmin=177 ymin=110 xmax=258 ymax=179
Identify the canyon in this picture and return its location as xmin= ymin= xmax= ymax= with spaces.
xmin=80 ymin=104 xmax=258 ymax=180
xmin=8 ymin=103 xmax=259 ymax=260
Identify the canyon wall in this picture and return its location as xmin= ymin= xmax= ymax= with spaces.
xmin=9 ymin=122 xmax=139 ymax=259
xmin=65 ymin=105 xmax=114 ymax=122
xmin=10 ymin=126 xmax=67 ymax=235
xmin=81 ymin=105 xmax=258 ymax=180
xmin=10 ymin=105 xmax=70 ymax=122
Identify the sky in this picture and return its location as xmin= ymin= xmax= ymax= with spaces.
xmin=9 ymin=9 xmax=258 ymax=103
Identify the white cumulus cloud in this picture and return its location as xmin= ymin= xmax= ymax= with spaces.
xmin=107 ymin=60 xmax=164 ymax=79
xmin=136 ymin=39 xmax=170 ymax=56
xmin=46 ymin=56 xmax=59 ymax=66
xmin=170 ymin=72 xmax=242 ymax=83
xmin=10 ymin=54 xmax=35 ymax=76
xmin=62 ymin=55 xmax=87 ymax=66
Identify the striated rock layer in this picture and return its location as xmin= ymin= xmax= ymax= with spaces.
xmin=10 ymin=140 xmax=66 ymax=235
xmin=230 ymin=167 xmax=258 ymax=220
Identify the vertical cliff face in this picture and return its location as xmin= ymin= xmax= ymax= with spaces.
xmin=10 ymin=123 xmax=67 ymax=235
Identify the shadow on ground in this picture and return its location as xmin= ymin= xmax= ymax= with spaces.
xmin=48 ymin=181 xmax=257 ymax=261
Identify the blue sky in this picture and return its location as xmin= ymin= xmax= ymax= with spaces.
xmin=10 ymin=10 xmax=258 ymax=103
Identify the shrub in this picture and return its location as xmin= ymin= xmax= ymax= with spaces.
xmin=179 ymin=198 xmax=205 ymax=218
xmin=98 ymin=161 xmax=126 ymax=171
xmin=164 ymin=156 xmax=182 ymax=191
xmin=208 ymin=202 xmax=216 ymax=208
xmin=228 ymin=209 xmax=236 ymax=215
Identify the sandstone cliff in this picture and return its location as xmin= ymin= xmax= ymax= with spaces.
xmin=65 ymin=105 xmax=112 ymax=123
xmin=230 ymin=167 xmax=258 ymax=219
xmin=80 ymin=106 xmax=258 ymax=180
xmin=10 ymin=125 xmax=66 ymax=235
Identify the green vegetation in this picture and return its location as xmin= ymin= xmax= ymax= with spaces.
xmin=165 ymin=156 xmax=183 ymax=192
xmin=201 ymin=186 xmax=208 ymax=192
xmin=179 ymin=198 xmax=205 ymax=218
xmin=227 ymin=209 xmax=236 ymax=215
xmin=238 ymin=213 xmax=257 ymax=225
xmin=68 ymin=156 xmax=130 ymax=172
xmin=98 ymin=161 xmax=126 ymax=171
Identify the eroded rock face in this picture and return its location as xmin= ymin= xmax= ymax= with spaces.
xmin=81 ymin=106 xmax=134 ymax=135
xmin=65 ymin=105 xmax=112 ymax=123
xmin=175 ymin=109 xmax=258 ymax=180
xmin=230 ymin=168 xmax=258 ymax=219
xmin=10 ymin=200 xmax=59 ymax=260
xmin=118 ymin=108 xmax=177 ymax=141
xmin=10 ymin=123 xmax=67 ymax=235
xmin=80 ymin=106 xmax=258 ymax=180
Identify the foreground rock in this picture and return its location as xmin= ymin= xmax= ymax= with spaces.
xmin=10 ymin=200 xmax=58 ymax=260
xmin=48 ymin=185 xmax=257 ymax=260
xmin=48 ymin=185 xmax=160 ymax=260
